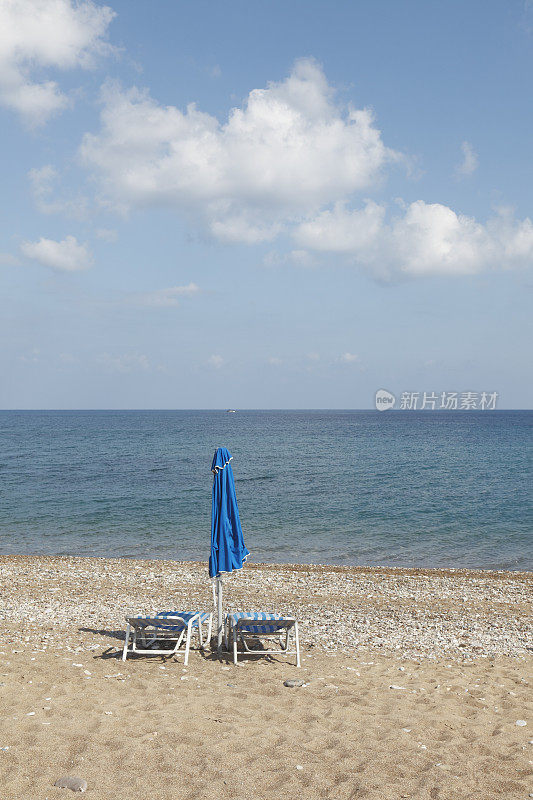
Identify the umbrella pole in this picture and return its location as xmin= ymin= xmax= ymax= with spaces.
xmin=217 ymin=576 xmax=223 ymax=654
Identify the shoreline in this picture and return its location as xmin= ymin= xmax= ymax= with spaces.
xmin=2 ymin=552 xmax=532 ymax=578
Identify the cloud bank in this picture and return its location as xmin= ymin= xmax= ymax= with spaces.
xmin=294 ymin=201 xmax=533 ymax=278
xmin=76 ymin=59 xmax=533 ymax=279
xmin=80 ymin=59 xmax=399 ymax=241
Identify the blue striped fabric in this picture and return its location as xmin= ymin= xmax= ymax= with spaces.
xmin=132 ymin=612 xmax=210 ymax=632
xmin=229 ymin=611 xmax=288 ymax=634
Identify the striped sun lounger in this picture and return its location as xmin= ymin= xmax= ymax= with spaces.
xmin=225 ymin=611 xmax=300 ymax=667
xmin=122 ymin=611 xmax=212 ymax=665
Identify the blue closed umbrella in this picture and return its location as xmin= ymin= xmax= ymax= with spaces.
xmin=210 ymin=447 xmax=250 ymax=651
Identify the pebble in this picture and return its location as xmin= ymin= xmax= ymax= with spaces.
xmin=1 ymin=556 xmax=531 ymax=660
xmin=516 ymin=720 xmax=527 ymax=727
xmin=284 ymin=679 xmax=305 ymax=688
xmin=54 ymin=776 xmax=87 ymax=792
xmin=390 ymin=685 xmax=407 ymax=690
xmin=296 ymin=765 xmax=303 ymax=770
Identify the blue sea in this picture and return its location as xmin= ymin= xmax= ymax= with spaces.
xmin=0 ymin=411 xmax=531 ymax=571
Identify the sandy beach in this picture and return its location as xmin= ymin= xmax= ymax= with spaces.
xmin=0 ymin=556 xmax=532 ymax=799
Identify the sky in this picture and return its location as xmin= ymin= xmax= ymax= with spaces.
xmin=0 ymin=0 xmax=532 ymax=409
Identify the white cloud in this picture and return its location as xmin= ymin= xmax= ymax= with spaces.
xmin=95 ymin=227 xmax=117 ymax=241
xmin=267 ymin=356 xmax=283 ymax=366
xmin=28 ymin=164 xmax=88 ymax=217
xmin=96 ymin=353 xmax=149 ymax=373
xmin=294 ymin=201 xmax=533 ymax=278
xmin=80 ymin=59 xmax=400 ymax=240
xmin=295 ymin=200 xmax=385 ymax=255
xmin=339 ymin=352 xmax=359 ymax=363
xmin=0 ymin=0 xmax=115 ymax=125
xmin=21 ymin=235 xmax=92 ymax=271
xmin=455 ymin=141 xmax=478 ymax=177
xmin=132 ymin=282 xmax=200 ymax=308
xmin=207 ymin=354 xmax=224 ymax=369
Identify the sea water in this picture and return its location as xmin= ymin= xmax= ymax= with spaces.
xmin=0 ymin=410 xmax=530 ymax=570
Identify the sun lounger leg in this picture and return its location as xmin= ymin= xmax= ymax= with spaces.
xmin=233 ymin=622 xmax=238 ymax=665
xmin=122 ymin=623 xmax=131 ymax=661
xmin=184 ymin=621 xmax=193 ymax=666
xmin=294 ymin=621 xmax=301 ymax=667
xmin=200 ymin=614 xmax=212 ymax=649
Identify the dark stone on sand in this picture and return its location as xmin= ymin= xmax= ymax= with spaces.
xmin=284 ymin=679 xmax=305 ymax=688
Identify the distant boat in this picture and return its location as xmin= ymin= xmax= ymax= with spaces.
xmin=226 ymin=409 xmax=237 ymax=413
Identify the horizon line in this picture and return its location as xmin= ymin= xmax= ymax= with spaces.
xmin=0 ymin=408 xmax=530 ymax=413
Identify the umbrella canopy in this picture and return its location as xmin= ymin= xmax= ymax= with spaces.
xmin=209 ymin=447 xmax=249 ymax=652
xmin=209 ymin=447 xmax=249 ymax=579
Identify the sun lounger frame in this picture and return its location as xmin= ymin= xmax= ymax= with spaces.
xmin=122 ymin=612 xmax=212 ymax=666
xmin=225 ymin=613 xmax=301 ymax=667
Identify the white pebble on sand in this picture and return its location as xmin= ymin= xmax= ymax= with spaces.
xmin=516 ymin=720 xmax=527 ymax=727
